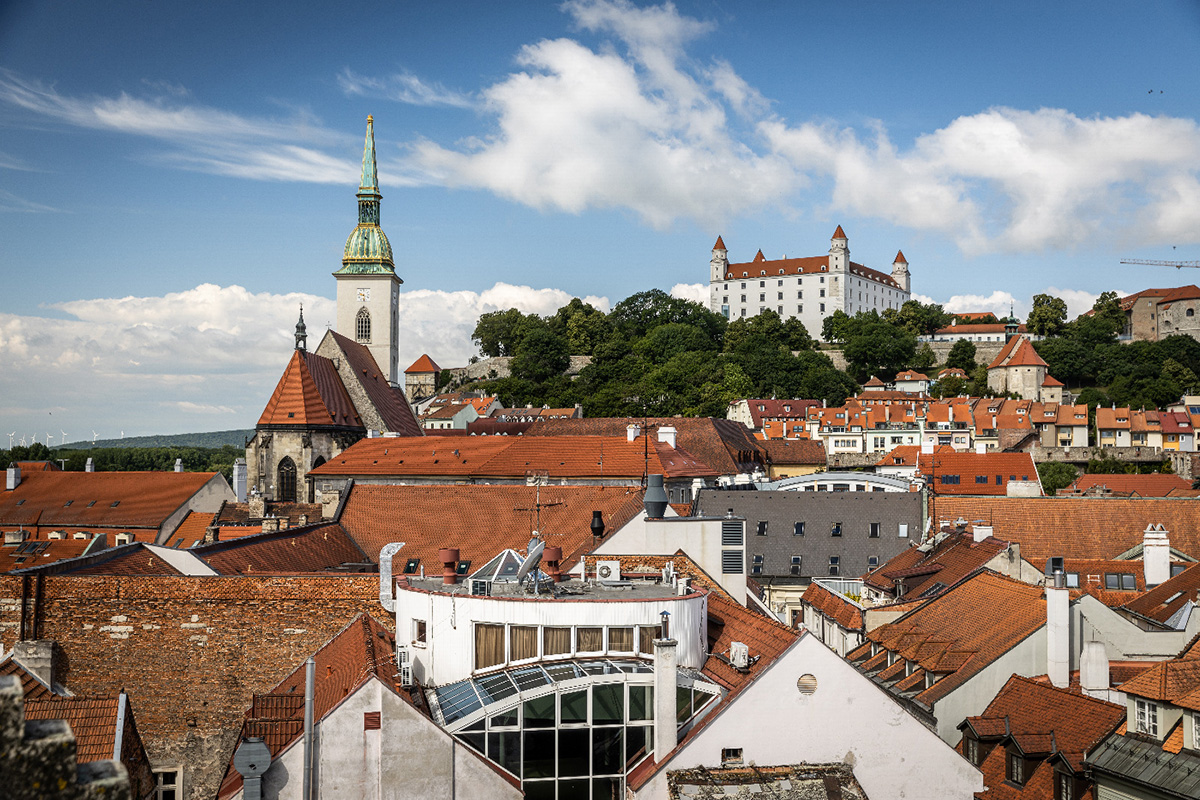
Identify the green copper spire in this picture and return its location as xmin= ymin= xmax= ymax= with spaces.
xmin=336 ymin=115 xmax=396 ymax=276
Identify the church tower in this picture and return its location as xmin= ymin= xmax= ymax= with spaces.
xmin=335 ymin=116 xmax=402 ymax=384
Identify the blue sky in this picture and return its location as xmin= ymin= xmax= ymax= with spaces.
xmin=2 ymin=0 xmax=1199 ymax=441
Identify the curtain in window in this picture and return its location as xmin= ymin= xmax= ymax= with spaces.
xmin=475 ymin=624 xmax=505 ymax=669
xmin=544 ymin=627 xmax=571 ymax=656
xmin=639 ymin=626 xmax=658 ymax=655
xmin=576 ymin=627 xmax=602 ymax=652
xmin=510 ymin=625 xmax=538 ymax=661
xmin=608 ymin=627 xmax=633 ymax=652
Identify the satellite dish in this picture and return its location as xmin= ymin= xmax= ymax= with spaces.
xmin=515 ymin=537 xmax=545 ymax=586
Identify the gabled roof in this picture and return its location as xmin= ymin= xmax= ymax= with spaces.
xmin=741 ymin=398 xmax=822 ymax=427
xmin=23 ymin=695 xmax=123 ymax=762
xmin=1118 ymin=655 xmax=1200 ymax=708
xmin=1067 ymin=473 xmax=1191 ymax=498
xmin=757 ymin=438 xmax=825 ymax=465
xmin=863 ymin=529 xmax=1009 ymax=597
xmin=405 ymin=354 xmax=441 ymax=374
xmin=895 ymin=370 xmax=929 ymax=382
xmin=325 ymin=331 xmax=422 ymax=436
xmin=894 ymin=250 xmax=907 ymax=263
xmin=214 ymin=500 xmax=321 ymax=527
xmin=1041 ymin=375 xmax=1064 ymax=387
xmin=257 ymin=349 xmax=362 ymax=428
xmin=919 ymin=451 xmax=1040 ymax=496
xmin=931 ymin=496 xmax=1200 ymax=562
xmin=801 ymin=581 xmax=863 ymax=631
xmin=1004 ymin=338 xmax=1048 ymax=368
xmin=339 ymin=484 xmax=646 ymax=567
xmin=851 ymin=570 xmax=1047 ymax=705
xmin=192 ymin=522 xmax=367 ymax=574
xmin=169 ymin=509 xmax=214 ymax=548
xmin=216 ymin=615 xmax=402 ymax=799
xmin=1121 ymin=563 xmax=1200 ymax=626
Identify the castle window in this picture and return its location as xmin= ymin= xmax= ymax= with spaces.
xmin=356 ymin=307 xmax=371 ymax=343
xmin=1189 ymin=308 xmax=1195 ymax=317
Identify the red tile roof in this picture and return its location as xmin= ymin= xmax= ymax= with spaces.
xmin=404 ymin=354 xmax=441 ymax=374
xmin=329 ymin=332 xmax=423 ymax=436
xmin=340 ymin=484 xmax=646 ymax=568
xmin=876 ymin=444 xmax=955 ymax=467
xmin=169 ymin=510 xmax=214 ymax=548
xmin=713 ymin=235 xmax=725 ymax=250
xmin=852 ymin=571 xmax=1047 ymax=705
xmin=1121 ymin=563 xmax=1200 ymax=626
xmin=0 ymin=470 xmax=221 ymax=534
xmin=1118 ymin=655 xmax=1200 ymax=709
xmin=863 ymin=529 xmax=1009 ymax=598
xmin=258 ymin=349 xmax=362 ymax=428
xmin=0 ymin=654 xmax=56 ymax=700
xmin=23 ymin=695 xmax=122 ymax=762
xmin=931 ymin=496 xmax=1200 ymax=562
xmin=757 ymin=438 xmax=825 ymax=465
xmin=742 ymin=398 xmax=823 ymax=427
xmin=1005 ymin=338 xmax=1049 ymax=368
xmin=62 ymin=544 xmax=192 ymax=576
xmin=1067 ymin=473 xmax=1191 ymax=498
xmin=919 ymin=451 xmax=1040 ymax=495
xmin=895 ymin=250 xmax=907 ymax=263
xmin=214 ymin=500 xmax=321 ymax=527
xmin=3 ymin=538 xmax=96 ymax=572
xmin=895 ymin=370 xmax=929 ymax=381
xmin=832 ymin=225 xmax=847 ymax=239
xmin=194 ymin=522 xmax=368 ymax=574
xmin=801 ymin=582 xmax=863 ymax=631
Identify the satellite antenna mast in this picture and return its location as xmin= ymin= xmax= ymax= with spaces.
xmin=514 ymin=536 xmax=546 ymax=595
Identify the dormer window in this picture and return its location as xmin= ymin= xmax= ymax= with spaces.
xmin=1007 ymin=751 xmax=1025 ymax=785
xmin=1135 ymin=698 xmax=1158 ymax=736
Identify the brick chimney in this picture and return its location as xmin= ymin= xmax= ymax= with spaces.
xmin=439 ymin=548 xmax=460 ymax=585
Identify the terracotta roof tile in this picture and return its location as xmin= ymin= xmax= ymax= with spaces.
xmin=1121 ymin=563 xmax=1200 ymax=625
xmin=59 ymin=544 xmax=191 ymax=576
xmin=327 ymin=332 xmax=422 ymax=436
xmin=876 ymin=444 xmax=955 ymax=467
xmin=214 ymin=500 xmax=321 ymax=527
xmin=194 ymin=522 xmax=367 ymax=574
xmin=864 ymin=530 xmax=1009 ymax=599
xmin=752 ymin=437 xmax=825 ymax=465
xmin=931 ymin=496 xmax=1200 ymax=562
xmin=919 ymin=451 xmax=1039 ymax=495
xmin=713 ymin=236 xmax=726 ymax=250
xmin=1067 ymin=474 xmax=1191 ymax=498
xmin=802 ymin=582 xmax=863 ymax=631
xmin=257 ymin=349 xmax=362 ymax=428
xmin=404 ymin=354 xmax=441 ymax=374
xmin=341 ymin=484 xmax=646 ymax=568
xmin=741 ymin=398 xmax=822 ymax=427
xmin=3 ymin=538 xmax=96 ymax=572
xmin=0 ymin=654 xmax=56 ymax=700
xmin=832 ymin=225 xmax=847 ymax=239
xmin=23 ymin=695 xmax=122 ymax=762
xmin=170 ymin=510 xmax=215 ymax=548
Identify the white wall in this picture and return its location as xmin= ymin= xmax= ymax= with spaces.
xmin=633 ymin=633 xmax=982 ymax=799
xmin=596 ymin=517 xmax=746 ymax=602
xmin=158 ymin=473 xmax=236 ymax=544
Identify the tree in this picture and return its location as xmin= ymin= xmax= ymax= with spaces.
xmin=932 ymin=375 xmax=966 ymax=398
xmin=1091 ymin=291 xmax=1126 ymax=335
xmin=821 ymin=310 xmax=852 ymax=344
xmin=894 ymin=300 xmax=951 ymax=337
xmin=1037 ymin=462 xmax=1078 ymax=496
xmin=945 ymin=339 xmax=977 ymax=372
xmin=955 ymin=313 xmax=999 ymax=325
xmin=509 ymin=328 xmax=570 ymax=383
xmin=725 ymin=310 xmax=812 ymax=353
xmin=634 ymin=323 xmax=717 ymax=364
xmin=472 ymin=308 xmax=530 ymax=357
xmin=843 ymin=320 xmax=916 ymax=382
xmin=1162 ymin=358 xmax=1200 ymax=394
xmin=911 ymin=343 xmax=937 ymax=372
xmin=1026 ymin=294 xmax=1068 ymax=337
xmin=609 ymin=289 xmax=726 ymax=341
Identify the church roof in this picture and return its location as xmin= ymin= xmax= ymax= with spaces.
xmin=405 ymin=354 xmax=441 ymax=374
xmin=327 ymin=332 xmax=422 ymax=436
xmin=257 ymin=349 xmax=362 ymax=429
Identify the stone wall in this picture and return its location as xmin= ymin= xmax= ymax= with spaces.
xmin=821 ymin=340 xmax=1007 ymax=377
xmin=0 ymin=575 xmax=387 ymax=800
xmin=1028 ymin=446 xmax=1169 ymax=465
xmin=448 ymin=355 xmax=592 ymax=384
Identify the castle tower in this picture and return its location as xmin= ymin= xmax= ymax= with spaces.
xmin=710 ymin=236 xmax=728 ymax=282
xmin=334 ymin=116 xmax=402 ymax=384
xmin=891 ymin=250 xmax=910 ymax=293
xmin=828 ymin=225 xmax=849 ymax=313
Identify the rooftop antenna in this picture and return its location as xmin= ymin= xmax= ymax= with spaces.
xmin=515 ymin=535 xmax=546 ymax=594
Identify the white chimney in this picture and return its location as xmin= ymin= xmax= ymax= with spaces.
xmin=1143 ymin=524 xmax=1170 ymax=587
xmin=627 ymin=423 xmax=641 ymax=442
xmin=174 ymin=458 xmax=183 ymax=473
xmin=657 ymin=426 xmax=678 ymax=449
xmin=972 ymin=525 xmax=993 ymax=544
xmin=1080 ymin=640 xmax=1110 ymax=699
xmin=653 ymin=617 xmax=678 ymax=762
xmin=1046 ymin=571 xmax=1070 ymax=689
xmin=85 ymin=457 xmax=94 ymax=473
xmin=920 ymin=440 xmax=933 ymax=455
xmin=6 ymin=464 xmax=20 ymax=491
xmin=975 ymin=441 xmax=986 ymax=455
xmin=232 ymin=459 xmax=248 ymax=503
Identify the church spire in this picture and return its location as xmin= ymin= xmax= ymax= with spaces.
xmin=295 ymin=304 xmax=308 ymax=352
xmin=357 ymin=115 xmax=381 ymax=226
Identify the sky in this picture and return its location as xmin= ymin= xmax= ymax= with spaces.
xmin=1 ymin=0 xmax=1199 ymax=442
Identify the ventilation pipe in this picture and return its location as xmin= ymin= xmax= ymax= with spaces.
xmin=590 ymin=511 xmax=605 ymax=540
xmin=657 ymin=426 xmax=678 ymax=449
xmin=653 ymin=611 xmax=678 ymax=762
xmin=6 ymin=464 xmax=20 ymax=491
xmin=85 ymin=458 xmax=94 ymax=473
xmin=439 ymin=547 xmax=460 ymax=585
xmin=1046 ymin=569 xmax=1070 ymax=689
xmin=233 ymin=737 xmax=271 ymax=800
xmin=644 ymin=475 xmax=669 ymax=518
xmin=627 ymin=423 xmax=641 ymax=442
xmin=174 ymin=458 xmax=183 ymax=473
xmin=544 ymin=546 xmax=563 ymax=582
xmin=378 ymin=542 xmax=404 ymax=612
xmin=1143 ymin=524 xmax=1171 ymax=587
xmin=303 ymin=657 xmax=315 ymax=800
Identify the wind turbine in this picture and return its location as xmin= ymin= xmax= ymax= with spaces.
xmin=46 ymin=432 xmax=53 ymax=447
xmin=60 ymin=429 xmax=67 ymax=446
xmin=7 ymin=432 xmax=14 ymax=448
xmin=91 ymin=430 xmax=99 ymax=443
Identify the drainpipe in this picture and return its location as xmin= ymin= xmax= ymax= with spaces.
xmin=378 ymin=542 xmax=405 ymax=612
xmin=303 ymin=657 xmax=315 ymax=800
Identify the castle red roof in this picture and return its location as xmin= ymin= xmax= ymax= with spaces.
xmin=713 ymin=235 xmax=726 ymax=250
xmin=832 ymin=225 xmax=847 ymax=239
xmin=404 ymin=354 xmax=441 ymax=374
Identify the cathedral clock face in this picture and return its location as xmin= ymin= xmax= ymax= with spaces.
xmin=357 ymin=288 xmax=371 ymax=302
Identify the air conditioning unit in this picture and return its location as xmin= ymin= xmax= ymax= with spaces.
xmin=470 ymin=579 xmax=492 ymax=597
xmin=396 ymin=647 xmax=413 ymax=688
xmin=596 ymin=560 xmax=621 ymax=581
xmin=730 ymin=641 xmax=750 ymax=670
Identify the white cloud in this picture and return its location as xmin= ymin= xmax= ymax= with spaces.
xmin=942 ymin=291 xmax=1019 ymax=317
xmin=0 ymin=282 xmax=608 ymax=437
xmin=669 ymin=282 xmax=708 ymax=304
xmin=337 ymin=68 xmax=475 ymax=109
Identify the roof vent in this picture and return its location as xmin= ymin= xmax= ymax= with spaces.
xmin=644 ymin=475 xmax=668 ymax=518
xmin=590 ymin=510 xmax=605 ymax=539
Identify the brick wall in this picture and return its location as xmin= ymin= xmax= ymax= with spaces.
xmin=0 ymin=575 xmax=389 ymax=800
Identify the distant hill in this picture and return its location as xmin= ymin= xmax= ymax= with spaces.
xmin=62 ymin=429 xmax=254 ymax=449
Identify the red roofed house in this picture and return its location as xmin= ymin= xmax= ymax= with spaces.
xmin=987 ymin=335 xmax=1064 ymax=402
xmin=403 ymin=353 xmax=441 ymax=402
xmin=1114 ymin=285 xmax=1200 ymax=342
xmin=708 ymin=227 xmax=912 ymax=340
xmin=918 ymin=450 xmax=1042 ymax=496
xmin=893 ymin=370 xmax=930 ymax=394
xmin=245 ymin=118 xmax=422 ymax=504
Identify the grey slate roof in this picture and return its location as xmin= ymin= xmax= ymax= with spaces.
xmin=1087 ymin=732 xmax=1200 ymax=799
xmin=695 ymin=489 xmax=921 ymax=581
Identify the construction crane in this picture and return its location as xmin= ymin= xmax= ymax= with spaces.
xmin=1121 ymin=258 xmax=1200 ymax=269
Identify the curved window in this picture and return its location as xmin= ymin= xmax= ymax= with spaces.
xmin=311 ymin=455 xmax=326 ymax=470
xmin=356 ymin=307 xmax=371 ymax=342
xmin=277 ymin=457 xmax=297 ymax=502
xmin=1188 ymin=308 xmax=1195 ymax=317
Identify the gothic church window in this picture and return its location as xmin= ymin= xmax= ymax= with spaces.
xmin=277 ymin=457 xmax=297 ymax=502
xmin=356 ymin=307 xmax=372 ymax=343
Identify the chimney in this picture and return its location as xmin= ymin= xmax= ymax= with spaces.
xmin=1046 ymin=569 xmax=1070 ymax=689
xmin=13 ymin=640 xmax=59 ymax=689
xmin=644 ymin=475 xmax=669 ymax=518
xmin=590 ymin=510 xmax=605 ymax=539
xmin=1143 ymin=524 xmax=1170 ymax=587
xmin=439 ymin=547 xmax=460 ymax=585
xmin=975 ymin=441 xmax=986 ymax=455
xmin=544 ymin=546 xmax=563 ymax=582
xmin=85 ymin=457 xmax=94 ymax=473
xmin=6 ymin=464 xmax=20 ymax=491
xmin=657 ymin=426 xmax=678 ymax=449
xmin=232 ymin=458 xmax=248 ymax=502
xmin=1080 ymin=640 xmax=1110 ymax=699
xmin=627 ymin=423 xmax=641 ymax=442
xmin=247 ymin=495 xmax=266 ymax=521
xmin=174 ymin=458 xmax=183 ymax=473
xmin=920 ymin=440 xmax=933 ymax=455
xmin=972 ymin=525 xmax=993 ymax=544
xmin=653 ymin=612 xmax=678 ymax=762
